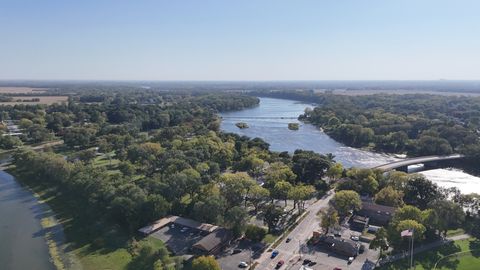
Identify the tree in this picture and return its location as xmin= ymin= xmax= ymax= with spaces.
xmin=332 ymin=190 xmax=362 ymax=216
xmin=326 ymin=163 xmax=343 ymax=181
xmin=320 ymin=208 xmax=339 ymax=233
xmin=404 ymin=175 xmax=441 ymax=209
xmin=244 ymin=225 xmax=267 ymax=242
xmin=191 ymin=256 xmax=220 ymax=270
xmin=263 ymin=204 xmax=283 ymax=232
xmin=248 ymin=185 xmax=270 ymax=213
xmin=263 ymin=162 xmax=296 ymax=188
xmin=389 ymin=219 xmax=426 ymax=248
xmin=288 ymin=185 xmax=315 ymax=210
xmin=219 ymin=172 xmax=255 ymax=209
xmin=430 ymin=200 xmax=465 ymax=235
xmin=292 ymin=150 xmax=331 ymax=184
xmin=370 ymin=227 xmax=389 ymax=252
xmin=375 ymin=186 xmax=404 ymax=207
xmin=224 ymin=206 xmax=248 ymax=237
xmin=272 ymin=181 xmax=293 ymax=206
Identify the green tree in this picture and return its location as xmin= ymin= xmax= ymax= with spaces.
xmin=263 ymin=204 xmax=283 ymax=232
xmin=430 ymin=200 xmax=465 ymax=235
xmin=326 ymin=163 xmax=343 ymax=181
xmin=288 ymin=184 xmax=315 ymax=210
xmin=320 ymin=208 xmax=339 ymax=233
xmin=248 ymin=185 xmax=270 ymax=213
xmin=370 ymin=227 xmax=389 ymax=252
xmin=332 ymin=190 xmax=362 ymax=216
xmin=273 ymin=181 xmax=293 ymax=206
xmin=374 ymin=186 xmax=404 ymax=207
xmin=191 ymin=256 xmax=220 ymax=270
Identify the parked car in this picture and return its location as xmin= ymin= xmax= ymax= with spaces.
xmin=232 ymin=249 xmax=242 ymax=255
xmin=359 ymin=244 xmax=365 ymax=254
xmin=333 ymin=268 xmax=342 ymax=270
xmin=350 ymin=235 xmax=360 ymax=241
xmin=308 ymin=261 xmax=317 ymax=266
xmin=302 ymin=259 xmax=311 ymax=265
xmin=238 ymin=261 xmax=248 ymax=268
xmin=275 ymin=260 xmax=285 ymax=269
xmin=271 ymin=250 xmax=279 ymax=258
xmin=348 ymin=257 xmax=354 ymax=264
xmin=286 ymin=237 xmax=292 ymax=243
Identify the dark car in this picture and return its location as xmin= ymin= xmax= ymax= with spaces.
xmin=275 ymin=260 xmax=285 ymax=269
xmin=232 ymin=249 xmax=242 ymax=255
xmin=302 ymin=259 xmax=311 ymax=265
xmin=271 ymin=250 xmax=279 ymax=258
xmin=308 ymin=261 xmax=317 ymax=266
xmin=286 ymin=237 xmax=292 ymax=243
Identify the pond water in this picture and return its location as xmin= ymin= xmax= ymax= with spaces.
xmin=0 ymin=170 xmax=54 ymax=270
xmin=220 ymin=97 xmax=480 ymax=194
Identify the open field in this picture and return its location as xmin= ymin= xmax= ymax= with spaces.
xmin=380 ymin=238 xmax=480 ymax=270
xmin=315 ymin=89 xmax=480 ymax=96
xmin=0 ymin=95 xmax=68 ymax=105
xmin=0 ymin=87 xmax=47 ymax=93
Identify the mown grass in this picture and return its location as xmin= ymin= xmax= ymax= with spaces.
xmin=379 ymin=238 xmax=480 ymax=270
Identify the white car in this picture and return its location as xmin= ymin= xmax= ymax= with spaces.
xmin=238 ymin=261 xmax=249 ymax=268
xmin=350 ymin=235 xmax=360 ymax=241
xmin=348 ymin=257 xmax=354 ymax=263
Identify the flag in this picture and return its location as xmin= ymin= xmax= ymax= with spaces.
xmin=401 ymin=229 xmax=413 ymax=237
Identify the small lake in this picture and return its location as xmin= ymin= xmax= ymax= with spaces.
xmin=220 ymin=97 xmax=480 ymax=194
xmin=0 ymin=170 xmax=54 ymax=270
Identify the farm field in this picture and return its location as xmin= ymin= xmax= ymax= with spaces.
xmin=0 ymin=87 xmax=47 ymax=93
xmin=0 ymin=95 xmax=68 ymax=105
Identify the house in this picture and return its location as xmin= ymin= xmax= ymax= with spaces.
xmin=350 ymin=215 xmax=369 ymax=231
xmin=192 ymin=228 xmax=233 ymax=255
xmin=323 ymin=236 xmax=359 ymax=257
xmin=357 ymin=202 xmax=396 ymax=226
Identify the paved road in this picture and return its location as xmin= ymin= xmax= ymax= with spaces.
xmin=255 ymin=191 xmax=334 ymax=269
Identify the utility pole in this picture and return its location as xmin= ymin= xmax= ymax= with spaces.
xmin=410 ymin=229 xmax=415 ymax=270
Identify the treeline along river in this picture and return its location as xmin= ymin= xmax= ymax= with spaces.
xmin=220 ymin=97 xmax=480 ymax=194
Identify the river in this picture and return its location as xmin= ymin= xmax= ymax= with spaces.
xmin=220 ymin=97 xmax=480 ymax=194
xmin=0 ymin=170 xmax=54 ymax=270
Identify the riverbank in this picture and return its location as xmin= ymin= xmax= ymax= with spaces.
xmin=0 ymin=170 xmax=55 ymax=270
xmin=7 ymin=167 xmax=167 ymax=270
xmin=4 ymin=168 xmax=81 ymax=270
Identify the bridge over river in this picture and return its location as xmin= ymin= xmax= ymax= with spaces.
xmin=373 ymin=154 xmax=465 ymax=172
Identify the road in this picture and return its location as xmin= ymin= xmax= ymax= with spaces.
xmin=255 ymin=191 xmax=334 ymax=269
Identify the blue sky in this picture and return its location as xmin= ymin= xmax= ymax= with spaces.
xmin=1 ymin=0 xmax=480 ymax=80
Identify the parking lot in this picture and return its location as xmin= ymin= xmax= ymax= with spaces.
xmin=217 ymin=239 xmax=266 ymax=270
xmin=286 ymin=225 xmax=379 ymax=270
xmin=150 ymin=224 xmax=206 ymax=255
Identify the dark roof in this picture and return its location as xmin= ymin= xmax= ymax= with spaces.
xmin=192 ymin=228 xmax=233 ymax=253
xmin=324 ymin=236 xmax=358 ymax=257
xmin=357 ymin=202 xmax=396 ymax=225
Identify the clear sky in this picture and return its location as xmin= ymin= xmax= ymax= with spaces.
xmin=1 ymin=0 xmax=480 ymax=81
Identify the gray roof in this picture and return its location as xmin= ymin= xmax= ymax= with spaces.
xmin=192 ymin=228 xmax=233 ymax=252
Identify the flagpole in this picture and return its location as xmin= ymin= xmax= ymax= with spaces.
xmin=410 ymin=228 xmax=414 ymax=269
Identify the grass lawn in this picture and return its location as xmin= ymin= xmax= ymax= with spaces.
xmin=379 ymin=238 xmax=480 ymax=270
xmin=447 ymin=228 xmax=466 ymax=237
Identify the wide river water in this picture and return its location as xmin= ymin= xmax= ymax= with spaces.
xmin=220 ymin=97 xmax=480 ymax=194
xmin=0 ymin=170 xmax=54 ymax=270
